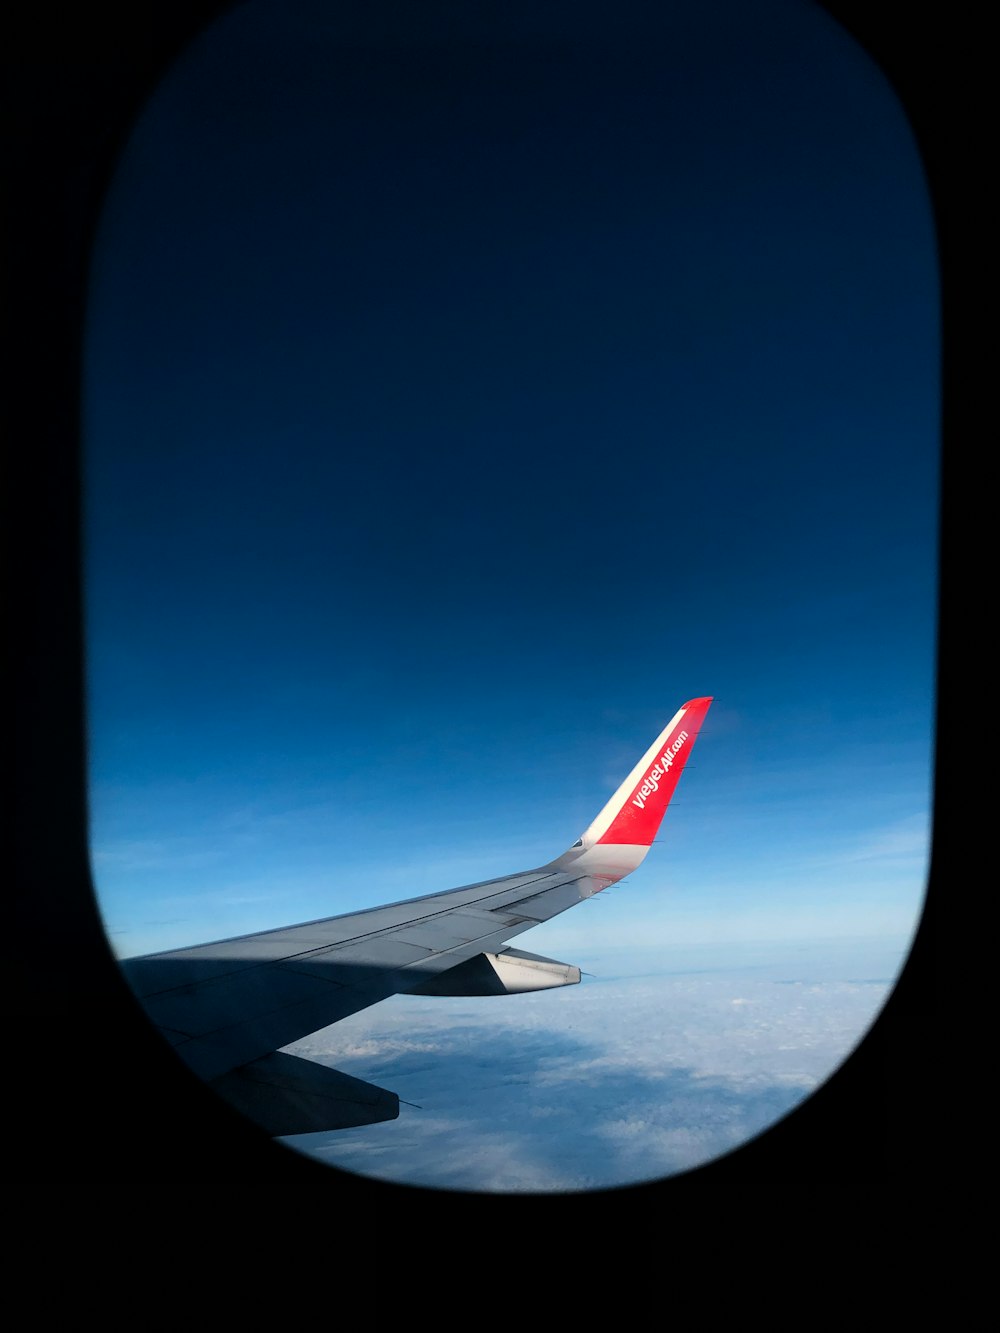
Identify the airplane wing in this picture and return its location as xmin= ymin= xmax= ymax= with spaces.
xmin=120 ymin=697 xmax=713 ymax=1135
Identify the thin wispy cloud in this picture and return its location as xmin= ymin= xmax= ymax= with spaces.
xmin=91 ymin=838 xmax=226 ymax=873
xmin=834 ymin=813 xmax=931 ymax=865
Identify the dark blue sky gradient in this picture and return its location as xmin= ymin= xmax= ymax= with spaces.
xmin=83 ymin=0 xmax=938 ymax=958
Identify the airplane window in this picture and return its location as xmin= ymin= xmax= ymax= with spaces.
xmin=82 ymin=0 xmax=938 ymax=1190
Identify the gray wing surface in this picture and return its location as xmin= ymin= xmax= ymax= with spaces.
xmin=121 ymin=863 xmax=589 ymax=1084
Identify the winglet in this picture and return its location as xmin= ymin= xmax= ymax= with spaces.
xmin=552 ymin=698 xmax=712 ymax=881
xmin=587 ymin=697 xmax=713 ymax=847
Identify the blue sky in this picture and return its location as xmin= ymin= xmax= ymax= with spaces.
xmin=81 ymin=0 xmax=937 ymax=1187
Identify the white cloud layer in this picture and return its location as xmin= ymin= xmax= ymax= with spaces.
xmin=281 ymin=939 xmax=900 ymax=1192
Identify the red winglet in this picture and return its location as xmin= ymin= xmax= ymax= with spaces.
xmin=591 ymin=697 xmax=713 ymax=847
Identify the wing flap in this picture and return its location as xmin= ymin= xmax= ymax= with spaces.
xmin=210 ymin=1052 xmax=399 ymax=1135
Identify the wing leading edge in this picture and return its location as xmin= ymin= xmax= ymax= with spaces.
xmin=120 ymin=697 xmax=712 ymax=1134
